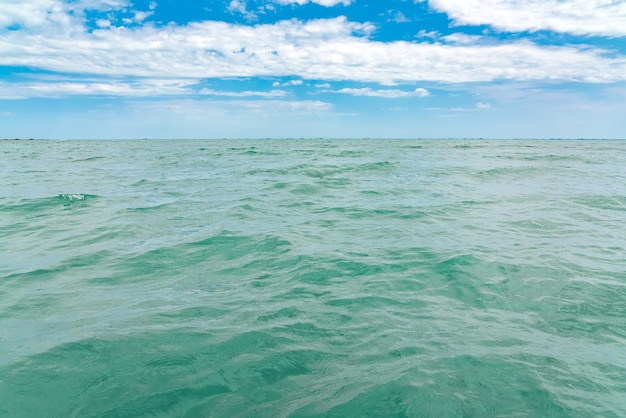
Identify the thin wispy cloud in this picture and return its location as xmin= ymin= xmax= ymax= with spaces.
xmin=199 ymin=88 xmax=289 ymax=98
xmin=0 ymin=79 xmax=196 ymax=99
xmin=275 ymin=0 xmax=353 ymax=6
xmin=329 ymin=87 xmax=430 ymax=98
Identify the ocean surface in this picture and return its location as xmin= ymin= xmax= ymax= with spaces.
xmin=1 ymin=138 xmax=625 ymax=417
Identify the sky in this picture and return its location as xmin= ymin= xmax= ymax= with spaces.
xmin=1 ymin=0 xmax=626 ymax=139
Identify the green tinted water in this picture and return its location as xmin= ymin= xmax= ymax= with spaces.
xmin=1 ymin=139 xmax=625 ymax=417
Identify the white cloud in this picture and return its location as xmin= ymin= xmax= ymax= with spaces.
xmin=0 ymin=79 xmax=196 ymax=99
xmin=428 ymin=0 xmax=626 ymax=37
xmin=2 ymin=1 xmax=626 ymax=102
xmin=199 ymin=88 xmax=288 ymax=97
xmin=391 ymin=11 xmax=410 ymax=23
xmin=274 ymin=0 xmax=353 ymax=6
xmin=228 ymin=0 xmax=255 ymax=19
xmin=237 ymin=99 xmax=332 ymax=113
xmin=414 ymin=87 xmax=430 ymax=97
xmin=79 ymin=0 xmax=128 ymax=9
xmin=442 ymin=33 xmax=483 ymax=45
xmin=0 ymin=0 xmax=71 ymax=29
xmin=476 ymin=101 xmax=491 ymax=109
xmin=329 ymin=87 xmax=430 ymax=98
xmin=0 ymin=0 xmax=130 ymax=30
xmin=416 ymin=29 xmax=439 ymax=39
xmin=96 ymin=19 xmax=112 ymax=28
xmin=2 ymin=16 xmax=625 ymax=88
xmin=131 ymin=10 xmax=154 ymax=23
xmin=272 ymin=80 xmax=304 ymax=86
xmin=138 ymin=98 xmax=333 ymax=117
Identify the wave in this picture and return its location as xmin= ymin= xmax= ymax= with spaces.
xmin=3 ymin=139 xmax=626 ymax=417
xmin=0 ymin=194 xmax=98 ymax=213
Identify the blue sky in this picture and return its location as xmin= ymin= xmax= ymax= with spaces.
xmin=1 ymin=0 xmax=625 ymax=139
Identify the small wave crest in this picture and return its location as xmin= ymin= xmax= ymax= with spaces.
xmin=59 ymin=193 xmax=89 ymax=201
xmin=0 ymin=194 xmax=97 ymax=213
xmin=57 ymin=194 xmax=97 ymax=208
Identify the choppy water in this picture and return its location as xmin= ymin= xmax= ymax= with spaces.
xmin=1 ymin=139 xmax=625 ymax=417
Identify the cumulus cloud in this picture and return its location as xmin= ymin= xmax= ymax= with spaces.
xmin=427 ymin=0 xmax=626 ymax=37
xmin=0 ymin=0 xmax=129 ymax=30
xmin=414 ymin=87 xmax=430 ymax=97
xmin=2 ymin=16 xmax=625 ymax=88
xmin=2 ymin=1 xmax=626 ymax=100
xmin=96 ymin=19 xmax=112 ymax=28
xmin=123 ymin=10 xmax=154 ymax=24
xmin=0 ymin=0 xmax=72 ymax=30
xmin=227 ymin=0 xmax=259 ymax=20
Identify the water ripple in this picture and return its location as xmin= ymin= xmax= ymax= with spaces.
xmin=1 ymin=139 xmax=625 ymax=417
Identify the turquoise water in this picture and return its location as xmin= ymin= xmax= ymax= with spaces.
xmin=1 ymin=139 xmax=625 ymax=417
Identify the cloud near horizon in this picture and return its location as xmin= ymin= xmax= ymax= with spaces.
xmin=329 ymin=87 xmax=430 ymax=98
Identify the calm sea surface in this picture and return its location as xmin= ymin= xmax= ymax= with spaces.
xmin=1 ymin=139 xmax=625 ymax=417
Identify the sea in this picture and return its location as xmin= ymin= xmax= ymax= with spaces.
xmin=1 ymin=138 xmax=625 ymax=417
